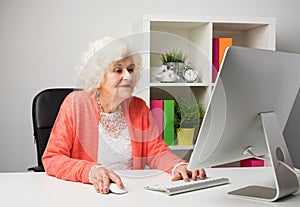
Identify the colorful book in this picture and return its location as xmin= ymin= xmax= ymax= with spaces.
xmin=240 ymin=158 xmax=264 ymax=167
xmin=218 ymin=38 xmax=232 ymax=68
xmin=163 ymin=100 xmax=175 ymax=146
xmin=212 ymin=38 xmax=219 ymax=82
xmin=212 ymin=37 xmax=232 ymax=82
xmin=150 ymin=100 xmax=164 ymax=138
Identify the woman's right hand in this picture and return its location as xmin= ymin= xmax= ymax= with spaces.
xmin=89 ymin=166 xmax=124 ymax=194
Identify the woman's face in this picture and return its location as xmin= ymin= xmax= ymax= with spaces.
xmin=100 ymin=56 xmax=136 ymax=100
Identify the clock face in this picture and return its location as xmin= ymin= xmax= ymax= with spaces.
xmin=183 ymin=68 xmax=198 ymax=82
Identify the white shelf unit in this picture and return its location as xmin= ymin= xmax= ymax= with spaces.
xmin=133 ymin=15 xmax=276 ymax=155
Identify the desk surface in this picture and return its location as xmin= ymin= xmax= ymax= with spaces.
xmin=1 ymin=167 xmax=299 ymax=207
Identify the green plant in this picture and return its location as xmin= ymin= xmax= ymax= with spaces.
xmin=175 ymin=98 xmax=206 ymax=129
xmin=160 ymin=49 xmax=188 ymax=64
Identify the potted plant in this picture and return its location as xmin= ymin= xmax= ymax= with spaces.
xmin=160 ymin=49 xmax=188 ymax=64
xmin=175 ymin=98 xmax=205 ymax=146
xmin=160 ymin=49 xmax=188 ymax=79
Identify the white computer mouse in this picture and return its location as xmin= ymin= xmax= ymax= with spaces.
xmin=109 ymin=183 xmax=128 ymax=194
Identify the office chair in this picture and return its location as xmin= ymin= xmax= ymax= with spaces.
xmin=28 ymin=88 xmax=75 ymax=172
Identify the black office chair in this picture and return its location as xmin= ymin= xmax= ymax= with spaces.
xmin=28 ymin=88 xmax=75 ymax=172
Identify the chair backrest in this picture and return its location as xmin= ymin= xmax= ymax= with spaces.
xmin=30 ymin=88 xmax=75 ymax=171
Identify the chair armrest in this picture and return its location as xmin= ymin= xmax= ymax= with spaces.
xmin=27 ymin=165 xmax=45 ymax=172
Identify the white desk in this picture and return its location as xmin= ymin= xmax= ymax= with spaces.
xmin=1 ymin=167 xmax=299 ymax=207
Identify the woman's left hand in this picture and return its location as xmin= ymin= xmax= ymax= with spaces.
xmin=171 ymin=164 xmax=206 ymax=182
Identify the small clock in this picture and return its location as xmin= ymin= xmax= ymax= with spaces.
xmin=183 ymin=66 xmax=198 ymax=83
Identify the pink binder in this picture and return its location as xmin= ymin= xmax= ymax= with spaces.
xmin=150 ymin=100 xmax=164 ymax=138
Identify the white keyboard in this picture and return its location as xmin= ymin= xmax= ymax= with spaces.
xmin=144 ymin=177 xmax=229 ymax=196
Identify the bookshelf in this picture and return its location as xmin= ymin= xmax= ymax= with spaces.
xmin=133 ymin=15 xmax=276 ymax=158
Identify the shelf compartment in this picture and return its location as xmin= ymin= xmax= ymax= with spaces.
xmin=150 ymin=86 xmax=210 ymax=108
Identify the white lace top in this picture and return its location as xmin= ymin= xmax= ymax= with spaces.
xmin=95 ymin=109 xmax=184 ymax=174
xmin=97 ymin=119 xmax=133 ymax=170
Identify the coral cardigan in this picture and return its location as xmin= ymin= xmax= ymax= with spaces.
xmin=42 ymin=91 xmax=185 ymax=184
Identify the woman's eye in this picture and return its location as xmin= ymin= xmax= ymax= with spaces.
xmin=127 ymin=68 xmax=134 ymax=73
xmin=115 ymin=68 xmax=122 ymax=73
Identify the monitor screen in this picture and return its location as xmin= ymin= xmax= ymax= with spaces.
xmin=188 ymin=46 xmax=300 ymax=201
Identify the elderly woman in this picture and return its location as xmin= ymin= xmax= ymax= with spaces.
xmin=42 ymin=36 xmax=206 ymax=194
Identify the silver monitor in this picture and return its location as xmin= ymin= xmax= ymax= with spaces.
xmin=188 ymin=46 xmax=300 ymax=201
xmin=284 ymin=88 xmax=300 ymax=169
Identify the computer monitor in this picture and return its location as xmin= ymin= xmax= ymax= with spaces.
xmin=188 ymin=46 xmax=300 ymax=201
xmin=284 ymin=88 xmax=300 ymax=169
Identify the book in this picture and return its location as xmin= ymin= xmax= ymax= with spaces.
xmin=212 ymin=38 xmax=219 ymax=82
xmin=150 ymin=100 xmax=164 ymax=138
xmin=212 ymin=37 xmax=232 ymax=82
xmin=218 ymin=38 xmax=232 ymax=68
xmin=163 ymin=100 xmax=175 ymax=146
xmin=240 ymin=158 xmax=264 ymax=167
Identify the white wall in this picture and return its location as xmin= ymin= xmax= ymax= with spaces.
xmin=1 ymin=0 xmax=300 ymax=172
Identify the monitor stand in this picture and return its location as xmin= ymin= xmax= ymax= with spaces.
xmin=228 ymin=112 xmax=299 ymax=202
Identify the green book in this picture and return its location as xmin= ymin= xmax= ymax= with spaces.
xmin=163 ymin=100 xmax=175 ymax=146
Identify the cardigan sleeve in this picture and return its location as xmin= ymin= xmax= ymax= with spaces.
xmin=145 ymin=112 xmax=186 ymax=174
xmin=42 ymin=92 xmax=97 ymax=184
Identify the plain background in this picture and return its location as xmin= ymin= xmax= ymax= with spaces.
xmin=1 ymin=0 xmax=300 ymax=172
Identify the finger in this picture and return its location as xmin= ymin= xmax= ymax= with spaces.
xmin=199 ymin=169 xmax=207 ymax=179
xmin=95 ymin=178 xmax=104 ymax=194
xmin=109 ymin=171 xmax=124 ymax=189
xmin=93 ymin=182 xmax=100 ymax=193
xmin=171 ymin=173 xmax=182 ymax=181
xmin=101 ymin=175 xmax=110 ymax=194
xmin=191 ymin=170 xmax=198 ymax=181
xmin=179 ymin=170 xmax=190 ymax=182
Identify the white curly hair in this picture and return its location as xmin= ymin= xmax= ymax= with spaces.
xmin=76 ymin=36 xmax=142 ymax=92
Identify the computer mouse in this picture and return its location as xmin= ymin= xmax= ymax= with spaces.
xmin=109 ymin=183 xmax=128 ymax=194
